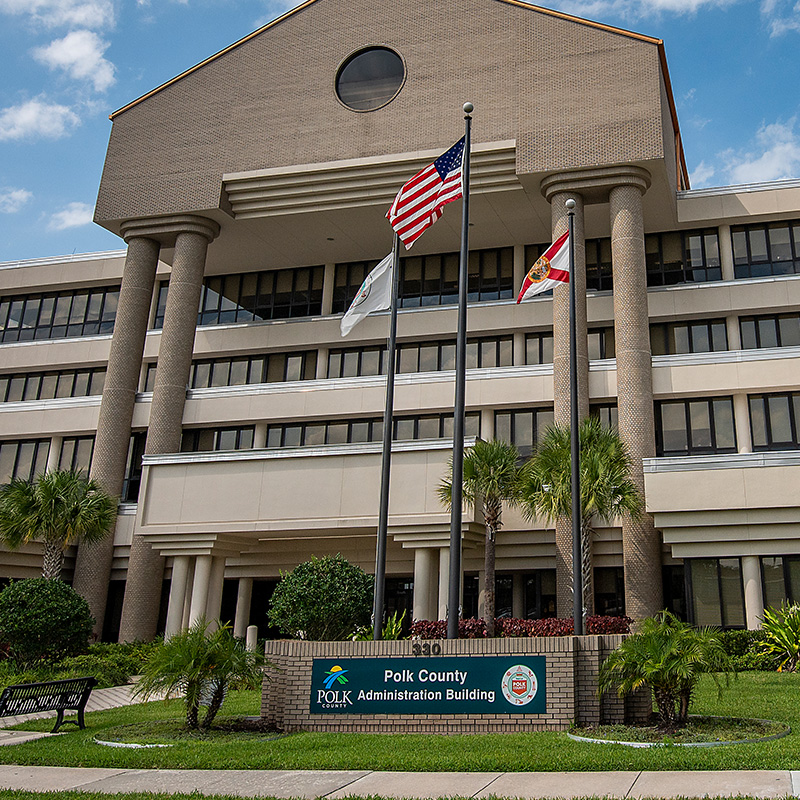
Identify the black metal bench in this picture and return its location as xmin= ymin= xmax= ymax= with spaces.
xmin=0 ymin=676 xmax=98 ymax=733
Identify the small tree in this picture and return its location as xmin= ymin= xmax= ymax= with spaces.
xmin=268 ymin=554 xmax=373 ymax=640
xmin=0 ymin=470 xmax=116 ymax=580
xmin=519 ymin=418 xmax=642 ymax=617
xmin=438 ymin=439 xmax=524 ymax=636
xmin=598 ymin=610 xmax=732 ymax=731
xmin=0 ymin=578 xmax=93 ymax=665
xmin=135 ymin=619 xmax=264 ymax=731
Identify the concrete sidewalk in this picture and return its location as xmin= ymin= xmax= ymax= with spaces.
xmin=0 ymin=766 xmax=797 ymax=798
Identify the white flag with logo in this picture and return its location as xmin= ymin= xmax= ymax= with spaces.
xmin=340 ymin=253 xmax=393 ymax=336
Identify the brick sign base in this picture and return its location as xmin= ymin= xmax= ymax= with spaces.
xmin=261 ymin=635 xmax=649 ymax=733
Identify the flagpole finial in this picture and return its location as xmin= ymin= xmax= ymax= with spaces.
xmin=566 ymin=198 xmax=576 ymax=211
xmin=463 ymin=102 xmax=473 ymax=115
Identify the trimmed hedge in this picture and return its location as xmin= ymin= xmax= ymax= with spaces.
xmin=410 ymin=615 xmax=633 ymax=639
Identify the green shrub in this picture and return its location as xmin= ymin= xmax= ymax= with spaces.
xmin=730 ymin=650 xmax=777 ymax=671
xmin=719 ymin=629 xmax=765 ymax=656
xmin=268 ymin=554 xmax=373 ymax=641
xmin=759 ymin=603 xmax=800 ymax=671
xmin=0 ymin=579 xmax=93 ymax=665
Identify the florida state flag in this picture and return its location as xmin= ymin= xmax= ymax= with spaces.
xmin=516 ymin=230 xmax=570 ymax=302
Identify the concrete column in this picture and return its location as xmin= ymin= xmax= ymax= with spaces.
xmin=412 ymin=548 xmax=436 ymax=621
xmin=548 ymin=191 xmax=588 ymax=617
xmin=726 ymin=315 xmax=742 ymax=351
xmin=480 ymin=409 xmax=494 ymax=440
xmin=512 ymin=573 xmax=525 ymax=619
xmin=316 ymin=348 xmax=328 ymax=379
xmin=46 ymin=436 xmax=62 ymax=472
xmin=119 ymin=218 xmax=219 ymax=643
xmin=609 ymin=178 xmax=663 ymax=622
xmin=234 ymin=577 xmax=253 ymax=638
xmin=73 ymin=234 xmax=160 ymax=639
xmin=189 ymin=555 xmax=213 ymax=626
xmin=321 ymin=263 xmax=335 ymax=316
xmin=253 ymin=424 xmax=268 ymax=450
xmin=513 ymin=244 xmax=526 ymax=295
xmin=438 ymin=548 xmax=450 ymax=620
xmin=513 ymin=332 xmax=525 ymax=367
xmin=164 ymin=555 xmax=191 ymax=638
xmin=718 ymin=224 xmax=735 ymax=281
xmin=734 ymin=393 xmax=753 ymax=453
xmin=205 ymin=556 xmax=226 ymax=627
xmin=181 ymin=558 xmax=195 ymax=629
xmin=742 ymin=555 xmax=764 ymax=630
xmin=477 ymin=569 xmax=486 ymax=620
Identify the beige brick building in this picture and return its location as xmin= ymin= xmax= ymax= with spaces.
xmin=2 ymin=0 xmax=800 ymax=640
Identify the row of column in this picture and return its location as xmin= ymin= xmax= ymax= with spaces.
xmin=73 ymin=215 xmax=219 ymax=642
xmin=541 ymin=167 xmax=662 ymax=621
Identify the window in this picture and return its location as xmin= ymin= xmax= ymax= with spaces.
xmin=190 ymin=352 xmax=317 ymax=389
xmin=0 ymin=368 xmax=105 ymax=402
xmin=332 ymin=261 xmax=378 ymax=314
xmin=121 ymin=432 xmax=147 ymax=503
xmin=761 ymin=556 xmax=800 ymax=609
xmin=646 ymin=229 xmax=721 ymax=286
xmin=265 ymin=412 xmax=480 ymax=448
xmin=688 ymin=558 xmax=745 ymax=628
xmin=0 ymin=287 xmax=119 ymax=343
xmin=0 ymin=439 xmax=49 ymax=484
xmin=585 ymin=238 xmax=614 ymax=292
xmin=494 ymin=407 xmax=555 ymax=458
xmin=740 ymin=313 xmax=800 ymax=349
xmin=328 ymin=345 xmax=388 ymax=378
xmin=525 ymin=332 xmax=554 ymax=365
xmin=524 ymin=570 xmax=557 ymax=619
xmin=650 ymin=320 xmax=728 ymax=355
xmin=732 ymin=220 xmax=800 ymax=279
xmin=655 ymin=397 xmax=736 ymax=456
xmin=181 ymin=427 xmax=256 ymax=453
xmin=588 ymin=326 xmax=615 ymax=360
xmin=154 ymin=267 xmax=324 ymax=328
xmin=58 ymin=437 xmax=94 ymax=473
xmin=749 ymin=392 xmax=800 ymax=450
xmin=594 ymin=567 xmax=625 ymax=617
xmin=335 ymin=47 xmax=405 ymax=111
xmin=590 ymin=404 xmax=618 ymax=430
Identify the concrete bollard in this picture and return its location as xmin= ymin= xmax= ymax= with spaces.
xmin=246 ymin=624 xmax=258 ymax=652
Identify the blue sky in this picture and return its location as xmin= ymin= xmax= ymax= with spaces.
xmin=0 ymin=0 xmax=798 ymax=262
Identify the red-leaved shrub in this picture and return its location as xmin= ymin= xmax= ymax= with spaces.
xmin=410 ymin=615 xmax=632 ymax=639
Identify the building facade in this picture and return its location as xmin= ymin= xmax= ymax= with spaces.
xmin=2 ymin=0 xmax=800 ymax=639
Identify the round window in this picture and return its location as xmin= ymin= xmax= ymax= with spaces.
xmin=336 ymin=47 xmax=405 ymax=111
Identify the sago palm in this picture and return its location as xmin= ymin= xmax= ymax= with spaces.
xmin=438 ymin=438 xmax=523 ymax=636
xmin=135 ymin=618 xmax=265 ymax=730
xmin=519 ymin=417 xmax=642 ymax=618
xmin=0 ymin=469 xmax=116 ymax=580
xmin=598 ymin=610 xmax=732 ymax=730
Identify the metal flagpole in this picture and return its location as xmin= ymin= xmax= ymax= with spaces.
xmin=372 ymin=234 xmax=401 ymax=640
xmin=567 ymin=198 xmax=584 ymax=636
xmin=447 ymin=102 xmax=473 ymax=641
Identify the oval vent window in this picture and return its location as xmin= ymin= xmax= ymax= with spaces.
xmin=336 ymin=47 xmax=405 ymax=111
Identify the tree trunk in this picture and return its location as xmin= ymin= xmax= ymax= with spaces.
xmin=581 ymin=518 xmax=594 ymax=620
xmin=41 ymin=539 xmax=65 ymax=580
xmin=201 ymin=679 xmax=227 ymax=730
xmin=483 ymin=499 xmax=501 ymax=638
xmin=653 ymin=687 xmax=677 ymax=730
xmin=678 ymin=686 xmax=692 ymax=725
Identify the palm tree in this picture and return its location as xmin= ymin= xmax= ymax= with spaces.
xmin=519 ymin=417 xmax=642 ymax=619
xmin=438 ymin=439 xmax=523 ymax=636
xmin=598 ymin=610 xmax=732 ymax=730
xmin=135 ymin=618 xmax=265 ymax=730
xmin=0 ymin=469 xmax=116 ymax=580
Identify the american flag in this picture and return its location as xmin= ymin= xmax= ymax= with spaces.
xmin=387 ymin=137 xmax=465 ymax=249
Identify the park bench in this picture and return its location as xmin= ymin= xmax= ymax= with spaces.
xmin=0 ymin=676 xmax=98 ymax=733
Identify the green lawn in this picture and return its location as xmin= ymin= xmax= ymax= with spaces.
xmin=1 ymin=673 xmax=799 ymax=772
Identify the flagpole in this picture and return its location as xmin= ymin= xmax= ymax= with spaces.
xmin=373 ymin=234 xmax=400 ymax=640
xmin=447 ymin=102 xmax=473 ymax=641
xmin=567 ymin=198 xmax=584 ymax=636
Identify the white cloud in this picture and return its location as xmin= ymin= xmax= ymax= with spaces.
xmin=0 ymin=0 xmax=115 ymax=29
xmin=557 ymin=0 xmax=740 ymax=18
xmin=689 ymin=161 xmax=716 ymax=188
xmin=761 ymin=0 xmax=800 ymax=35
xmin=33 ymin=30 xmax=115 ymax=92
xmin=724 ymin=118 xmax=800 ymax=183
xmin=0 ymin=188 xmax=33 ymax=213
xmin=48 ymin=201 xmax=93 ymax=230
xmin=0 ymin=98 xmax=80 ymax=141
